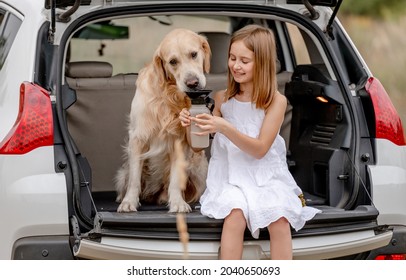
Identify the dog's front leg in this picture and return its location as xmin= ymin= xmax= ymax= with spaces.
xmin=117 ymin=137 xmax=144 ymax=212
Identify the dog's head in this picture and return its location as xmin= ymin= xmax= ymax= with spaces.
xmin=153 ymin=28 xmax=211 ymax=92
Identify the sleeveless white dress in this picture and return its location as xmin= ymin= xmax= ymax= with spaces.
xmin=199 ymin=97 xmax=321 ymax=239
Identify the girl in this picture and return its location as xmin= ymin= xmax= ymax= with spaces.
xmin=179 ymin=25 xmax=321 ymax=260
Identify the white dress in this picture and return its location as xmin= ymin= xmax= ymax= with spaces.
xmin=199 ymin=97 xmax=321 ymax=239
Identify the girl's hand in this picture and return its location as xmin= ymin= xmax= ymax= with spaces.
xmin=191 ymin=113 xmax=227 ymax=135
xmin=179 ymin=108 xmax=191 ymax=127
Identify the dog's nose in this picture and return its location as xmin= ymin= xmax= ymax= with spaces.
xmin=186 ymin=77 xmax=199 ymax=89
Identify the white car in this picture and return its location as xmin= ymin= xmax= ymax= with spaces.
xmin=0 ymin=0 xmax=405 ymax=260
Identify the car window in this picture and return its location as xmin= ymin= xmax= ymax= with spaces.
xmin=69 ymin=15 xmax=231 ymax=75
xmin=0 ymin=10 xmax=22 ymax=70
xmin=286 ymin=22 xmax=311 ymax=65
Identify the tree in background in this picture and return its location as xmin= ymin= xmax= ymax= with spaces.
xmin=340 ymin=0 xmax=406 ymax=19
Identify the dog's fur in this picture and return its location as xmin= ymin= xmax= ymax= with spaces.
xmin=115 ymin=29 xmax=211 ymax=212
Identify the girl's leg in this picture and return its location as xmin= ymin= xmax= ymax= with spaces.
xmin=267 ymin=217 xmax=292 ymax=260
xmin=220 ymin=208 xmax=247 ymax=260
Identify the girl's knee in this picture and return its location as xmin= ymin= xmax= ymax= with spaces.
xmin=225 ymin=209 xmax=246 ymax=230
xmin=268 ymin=217 xmax=291 ymax=235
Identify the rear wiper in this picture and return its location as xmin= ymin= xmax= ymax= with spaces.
xmin=302 ymin=0 xmax=320 ymax=20
xmin=58 ymin=0 xmax=82 ymax=23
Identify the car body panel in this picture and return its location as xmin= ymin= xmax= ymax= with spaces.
xmin=369 ymin=139 xmax=406 ymax=225
xmin=0 ymin=1 xmax=46 ymax=140
xmin=0 ymin=147 xmax=69 ymax=259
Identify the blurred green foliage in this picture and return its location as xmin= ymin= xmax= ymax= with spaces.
xmin=340 ymin=0 xmax=406 ymax=19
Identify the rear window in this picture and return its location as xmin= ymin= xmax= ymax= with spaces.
xmin=286 ymin=23 xmax=311 ymax=65
xmin=68 ymin=15 xmax=231 ymax=75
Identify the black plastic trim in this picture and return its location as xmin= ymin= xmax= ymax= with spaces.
xmin=286 ymin=0 xmax=337 ymax=6
xmin=366 ymin=225 xmax=406 ymax=259
xmin=85 ymin=205 xmax=381 ymax=241
xmin=12 ymin=236 xmax=74 ymax=260
xmin=34 ymin=22 xmax=54 ymax=88
xmin=45 ymin=0 xmax=91 ymax=9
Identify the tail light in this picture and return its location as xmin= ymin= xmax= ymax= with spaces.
xmin=375 ymin=254 xmax=406 ymax=260
xmin=365 ymin=77 xmax=406 ymax=146
xmin=0 ymin=82 xmax=53 ymax=154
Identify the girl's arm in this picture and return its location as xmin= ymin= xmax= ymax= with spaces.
xmin=192 ymin=92 xmax=287 ymax=159
xmin=211 ymin=90 xmax=225 ymax=118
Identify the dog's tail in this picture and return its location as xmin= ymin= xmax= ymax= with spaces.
xmin=139 ymin=140 xmax=167 ymax=160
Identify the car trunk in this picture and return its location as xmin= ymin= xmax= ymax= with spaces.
xmin=53 ymin=2 xmax=392 ymax=259
xmin=62 ymin=54 xmax=388 ymax=260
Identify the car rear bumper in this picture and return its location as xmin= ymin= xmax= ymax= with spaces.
xmin=74 ymin=229 xmax=392 ymax=260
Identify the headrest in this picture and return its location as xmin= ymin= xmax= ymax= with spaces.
xmin=200 ymin=32 xmax=231 ymax=74
xmin=201 ymin=32 xmax=281 ymax=75
xmin=66 ymin=61 xmax=113 ymax=78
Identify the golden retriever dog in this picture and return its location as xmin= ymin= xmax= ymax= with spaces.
xmin=115 ymin=28 xmax=211 ymax=213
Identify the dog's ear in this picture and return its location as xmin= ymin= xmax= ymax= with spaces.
xmin=201 ymin=36 xmax=211 ymax=74
xmin=153 ymin=49 xmax=167 ymax=86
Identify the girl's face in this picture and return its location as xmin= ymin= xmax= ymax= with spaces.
xmin=228 ymin=40 xmax=254 ymax=85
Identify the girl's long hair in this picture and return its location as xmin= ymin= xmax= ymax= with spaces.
xmin=225 ymin=25 xmax=278 ymax=110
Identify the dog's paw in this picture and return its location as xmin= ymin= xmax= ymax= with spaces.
xmin=117 ymin=200 xmax=139 ymax=212
xmin=168 ymin=201 xmax=192 ymax=213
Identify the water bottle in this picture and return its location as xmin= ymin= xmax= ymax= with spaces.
xmin=189 ymin=104 xmax=210 ymax=149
